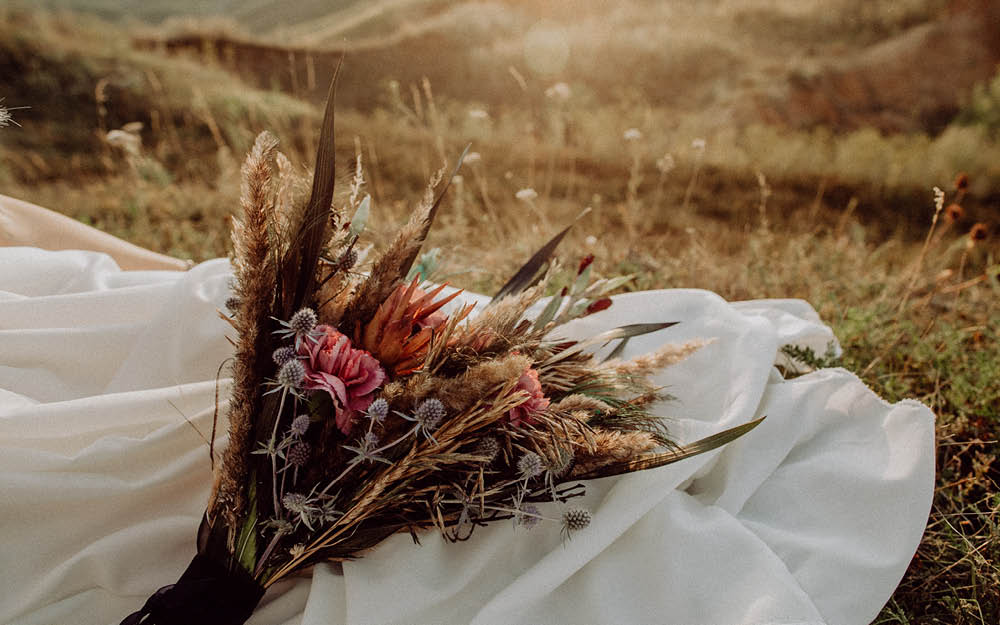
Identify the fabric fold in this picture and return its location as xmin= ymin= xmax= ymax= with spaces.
xmin=0 ymin=248 xmax=934 ymax=625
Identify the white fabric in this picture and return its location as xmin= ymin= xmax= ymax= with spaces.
xmin=0 ymin=247 xmax=935 ymax=625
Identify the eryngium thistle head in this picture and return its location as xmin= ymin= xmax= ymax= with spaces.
xmin=475 ymin=437 xmax=500 ymax=464
xmin=337 ymin=249 xmax=358 ymax=271
xmin=362 ymin=431 xmax=380 ymax=450
xmin=289 ymin=307 xmax=318 ymax=335
xmin=562 ymin=508 xmax=591 ymax=533
xmin=517 ymin=451 xmax=544 ymax=479
xmin=366 ymin=398 xmax=389 ymax=423
xmin=287 ymin=442 xmax=310 ymax=467
xmin=273 ymin=346 xmax=297 ymax=366
xmin=277 ymin=359 xmax=306 ymax=389
xmin=290 ymin=414 xmax=311 ymax=437
xmin=282 ymin=492 xmax=308 ymax=515
xmin=415 ymin=398 xmax=446 ymax=430
xmin=518 ymin=504 xmax=541 ymax=529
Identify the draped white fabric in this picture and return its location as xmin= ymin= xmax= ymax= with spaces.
xmin=0 ymin=247 xmax=934 ymax=625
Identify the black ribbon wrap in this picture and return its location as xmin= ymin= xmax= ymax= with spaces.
xmin=120 ymin=552 xmax=265 ymax=625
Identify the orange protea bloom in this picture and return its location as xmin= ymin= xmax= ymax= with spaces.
xmin=355 ymin=277 xmax=474 ymax=376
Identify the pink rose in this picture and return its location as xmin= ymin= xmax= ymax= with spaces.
xmin=298 ymin=325 xmax=386 ymax=435
xmin=509 ymin=367 xmax=549 ymax=427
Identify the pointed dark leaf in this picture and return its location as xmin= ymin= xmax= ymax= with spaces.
xmin=543 ymin=321 xmax=678 ymax=366
xmin=285 ymin=57 xmax=343 ymax=316
xmin=573 ymin=417 xmax=765 ymax=481
xmin=492 ymin=226 xmax=572 ymax=303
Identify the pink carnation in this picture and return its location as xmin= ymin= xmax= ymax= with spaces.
xmin=509 ymin=367 xmax=549 ymax=427
xmin=298 ymin=325 xmax=386 ymax=435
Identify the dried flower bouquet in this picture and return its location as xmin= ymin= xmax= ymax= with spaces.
xmin=122 ymin=78 xmax=762 ymax=625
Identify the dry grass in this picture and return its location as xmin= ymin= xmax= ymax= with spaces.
xmin=1 ymin=6 xmax=998 ymax=623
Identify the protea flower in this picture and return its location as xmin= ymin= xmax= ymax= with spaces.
xmin=355 ymin=277 xmax=473 ymax=376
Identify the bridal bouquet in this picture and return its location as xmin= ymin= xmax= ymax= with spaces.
xmin=122 ymin=79 xmax=761 ymax=625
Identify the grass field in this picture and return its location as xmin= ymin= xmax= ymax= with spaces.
xmin=1 ymin=5 xmax=998 ymax=623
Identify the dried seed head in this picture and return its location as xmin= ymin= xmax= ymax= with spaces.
xmin=475 ymin=437 xmax=500 ymax=464
xmin=290 ymin=414 xmax=311 ymax=437
xmin=517 ymin=451 xmax=544 ymax=479
xmin=225 ymin=296 xmax=241 ymax=313
xmin=562 ymin=508 xmax=591 ymax=533
xmin=273 ymin=346 xmax=297 ymax=366
xmin=287 ymin=442 xmax=310 ymax=467
xmin=289 ymin=307 xmax=318 ymax=335
xmin=366 ymin=398 xmax=389 ymax=423
xmin=277 ymin=359 xmax=306 ymax=389
xmin=337 ymin=249 xmax=359 ymax=271
xmin=945 ymin=203 xmax=964 ymax=224
xmin=415 ymin=398 xmax=446 ymax=431
xmin=969 ymin=222 xmax=988 ymax=243
xmin=955 ymin=172 xmax=969 ymax=191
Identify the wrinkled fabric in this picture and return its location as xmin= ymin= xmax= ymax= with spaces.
xmin=0 ymin=247 xmax=934 ymax=625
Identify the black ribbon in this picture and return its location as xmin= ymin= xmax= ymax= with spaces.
xmin=120 ymin=553 xmax=265 ymax=625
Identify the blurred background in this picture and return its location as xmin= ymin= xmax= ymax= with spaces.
xmin=1 ymin=1 xmax=997 ymax=622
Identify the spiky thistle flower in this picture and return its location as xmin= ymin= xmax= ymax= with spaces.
xmin=289 ymin=414 xmax=311 ymax=438
xmin=561 ymin=508 xmax=591 ymax=535
xmin=518 ymin=451 xmax=544 ymax=479
xmin=275 ymin=359 xmax=305 ymax=391
xmin=366 ymin=398 xmax=389 ymax=424
xmin=272 ymin=346 xmax=297 ymax=366
xmin=474 ymin=437 xmax=500 ymax=464
xmin=414 ymin=398 xmax=446 ymax=431
xmin=287 ymin=442 xmax=310 ymax=467
xmin=518 ymin=504 xmax=542 ymax=530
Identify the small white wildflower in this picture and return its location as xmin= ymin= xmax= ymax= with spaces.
xmin=288 ymin=543 xmax=306 ymax=559
xmin=545 ymin=82 xmax=572 ymax=100
xmin=623 ymin=128 xmax=643 ymax=142
xmin=584 ymin=235 xmax=598 ymax=246
xmin=468 ymin=108 xmax=489 ymax=120
xmin=515 ymin=188 xmax=538 ymax=201
xmin=656 ymin=153 xmax=676 ymax=173
xmin=463 ymin=151 xmax=481 ymax=164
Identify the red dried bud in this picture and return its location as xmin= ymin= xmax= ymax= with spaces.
xmin=577 ymin=254 xmax=595 ymax=275
xmin=969 ymin=222 xmax=988 ymax=242
xmin=585 ymin=298 xmax=613 ymax=315
xmin=560 ymin=286 xmax=569 ymax=297
xmin=954 ymin=172 xmax=969 ymax=191
xmin=944 ymin=203 xmax=963 ymax=223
